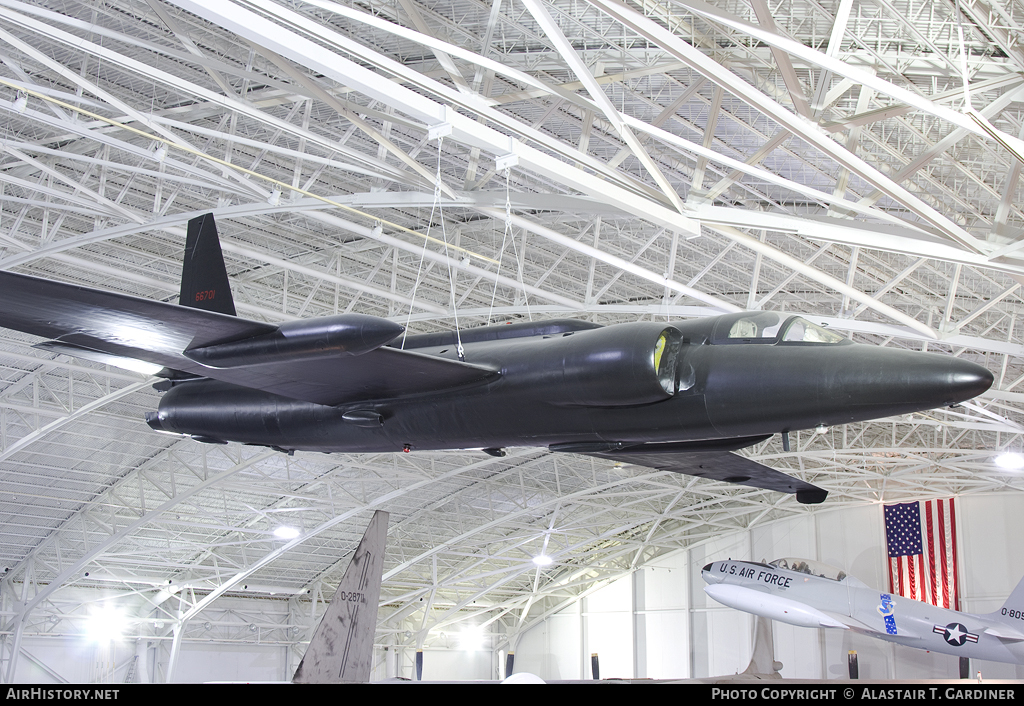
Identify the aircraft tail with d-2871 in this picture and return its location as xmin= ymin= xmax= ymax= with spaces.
xmin=703 ymin=558 xmax=1024 ymax=665
xmin=0 ymin=213 xmax=993 ymax=504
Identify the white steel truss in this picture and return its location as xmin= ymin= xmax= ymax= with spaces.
xmin=0 ymin=0 xmax=1023 ymax=682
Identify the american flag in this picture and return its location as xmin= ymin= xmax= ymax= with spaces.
xmin=883 ymin=499 xmax=960 ymax=609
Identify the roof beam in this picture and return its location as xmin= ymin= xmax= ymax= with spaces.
xmin=520 ymin=0 xmax=687 ymax=214
xmin=587 ymin=0 xmax=990 ymax=255
xmin=748 ymin=0 xmax=811 ymax=118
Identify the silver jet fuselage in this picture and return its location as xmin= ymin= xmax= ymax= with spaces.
xmin=702 ymin=559 xmax=1024 ymax=665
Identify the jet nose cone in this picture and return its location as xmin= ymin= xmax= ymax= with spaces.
xmin=842 ymin=348 xmax=994 ymax=412
xmin=945 ymin=359 xmax=994 ymax=405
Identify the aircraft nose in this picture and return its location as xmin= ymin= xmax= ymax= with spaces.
xmin=892 ymin=352 xmax=994 ymax=409
xmin=694 ymin=342 xmax=994 ymax=439
xmin=701 ymin=563 xmax=722 ymax=584
xmin=812 ymin=346 xmax=993 ymax=417
xmin=944 ymin=358 xmax=994 ymax=405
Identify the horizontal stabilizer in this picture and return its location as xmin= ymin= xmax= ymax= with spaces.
xmin=562 ymin=439 xmax=827 ymax=503
xmin=982 ymin=623 xmax=1024 ymax=641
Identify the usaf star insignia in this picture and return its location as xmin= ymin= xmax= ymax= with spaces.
xmin=932 ymin=622 xmax=979 ymax=647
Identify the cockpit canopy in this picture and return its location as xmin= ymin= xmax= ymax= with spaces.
xmin=770 ymin=557 xmax=848 ymax=582
xmin=709 ymin=312 xmax=848 ymax=346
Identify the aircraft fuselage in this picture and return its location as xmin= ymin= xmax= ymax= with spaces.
xmin=703 ymin=559 xmax=1024 ymax=665
xmin=148 ymin=313 xmax=993 ymax=455
xmin=0 ymin=214 xmax=994 ymax=503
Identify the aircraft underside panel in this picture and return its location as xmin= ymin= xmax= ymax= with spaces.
xmin=581 ymin=447 xmax=828 ymax=504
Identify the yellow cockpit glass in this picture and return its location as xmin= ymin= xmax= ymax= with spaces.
xmin=652 ymin=328 xmax=682 ymax=394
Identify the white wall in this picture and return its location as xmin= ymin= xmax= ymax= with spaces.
xmin=172 ymin=643 xmax=288 ymax=683
xmin=8 ymin=590 xmax=300 ymax=684
xmin=515 ymin=493 xmax=1024 ymax=681
xmin=636 ymin=554 xmax=689 ymax=679
xmin=513 ymin=608 xmax=581 ymax=679
xmin=413 ymin=647 xmax=495 ymax=681
xmin=13 ymin=637 xmax=135 ymax=684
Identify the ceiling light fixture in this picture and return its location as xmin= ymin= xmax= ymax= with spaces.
xmin=995 ymin=452 xmax=1024 ymax=471
xmin=85 ymin=605 xmax=127 ymax=642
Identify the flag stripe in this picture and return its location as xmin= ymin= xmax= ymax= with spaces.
xmin=925 ymin=500 xmax=936 ymax=605
xmin=937 ymin=500 xmax=949 ymax=608
xmin=946 ymin=497 xmax=954 ymax=606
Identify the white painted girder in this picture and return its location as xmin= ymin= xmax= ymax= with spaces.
xmin=167 ymin=0 xmax=701 ymax=219
xmin=293 ymin=0 xmax=958 ymax=237
xmin=589 ymin=0 xmax=991 ymax=253
xmin=521 ymin=0 xmax=688 ymax=213
xmin=216 ymin=1 xmax=1024 ymax=335
xmin=0 ymin=0 xmax=1021 ymax=679
xmin=6 ymin=4 xmax=1015 ymax=329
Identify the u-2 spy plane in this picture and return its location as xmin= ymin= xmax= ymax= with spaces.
xmin=703 ymin=558 xmax=1024 ymax=665
xmin=0 ymin=214 xmax=993 ymax=504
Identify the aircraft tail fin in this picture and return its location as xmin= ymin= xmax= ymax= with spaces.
xmin=179 ymin=213 xmax=236 ymax=316
xmin=991 ymin=573 xmax=1024 ymax=627
xmin=741 ymin=615 xmax=783 ymax=678
xmin=292 ymin=510 xmax=389 ymax=684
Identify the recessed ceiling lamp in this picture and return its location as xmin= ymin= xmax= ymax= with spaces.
xmin=995 ymin=452 xmax=1024 ymax=471
xmin=459 ymin=626 xmax=485 ymax=651
xmin=274 ymin=526 xmax=300 ymax=539
xmin=85 ymin=605 xmax=127 ymax=642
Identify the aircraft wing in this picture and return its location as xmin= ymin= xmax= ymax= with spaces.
xmin=980 ymin=624 xmax=1024 ymax=641
xmin=0 ymin=269 xmax=274 ymax=356
xmin=570 ymin=440 xmax=827 ymax=504
xmin=818 ymin=611 xmax=894 ymax=637
xmin=0 ymin=270 xmax=496 ymax=406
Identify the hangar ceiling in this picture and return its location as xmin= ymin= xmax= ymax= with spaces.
xmin=1 ymin=0 xmax=1024 ymax=679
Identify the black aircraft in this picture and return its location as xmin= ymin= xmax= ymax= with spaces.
xmin=0 ymin=215 xmax=993 ymax=504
